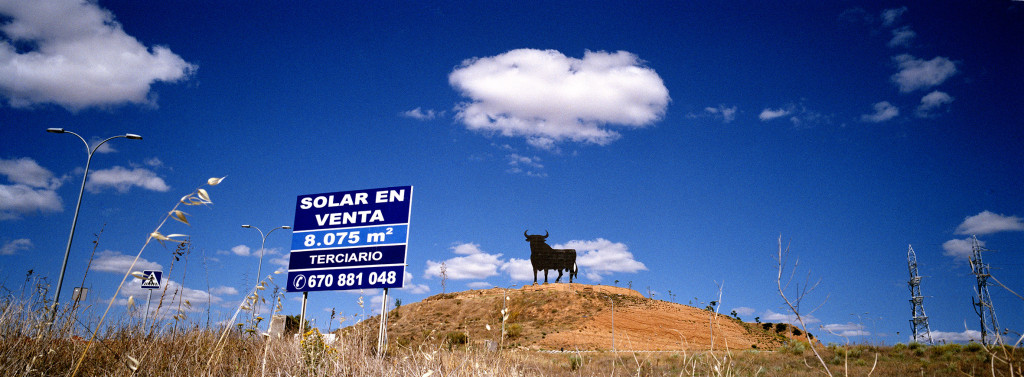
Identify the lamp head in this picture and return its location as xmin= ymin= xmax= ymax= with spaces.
xmin=125 ymin=134 xmax=142 ymax=140
xmin=282 ymin=226 xmax=292 ymax=229
xmin=47 ymin=128 xmax=65 ymax=133
xmin=242 ymin=225 xmax=252 ymax=228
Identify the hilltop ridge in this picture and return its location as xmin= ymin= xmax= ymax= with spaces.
xmin=351 ymin=283 xmax=809 ymax=351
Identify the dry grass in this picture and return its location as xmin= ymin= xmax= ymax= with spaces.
xmin=3 ymin=284 xmax=1021 ymax=377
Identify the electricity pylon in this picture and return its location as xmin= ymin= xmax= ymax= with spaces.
xmin=907 ymin=245 xmax=933 ymax=344
xmin=968 ymin=235 xmax=1000 ymax=344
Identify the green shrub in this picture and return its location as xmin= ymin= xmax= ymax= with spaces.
xmin=568 ymin=356 xmax=582 ymax=371
xmin=444 ymin=331 xmax=468 ymax=348
xmin=506 ymin=323 xmax=523 ymax=338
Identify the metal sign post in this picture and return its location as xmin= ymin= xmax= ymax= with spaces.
xmin=140 ymin=270 xmax=162 ymax=332
xmin=299 ymin=291 xmax=308 ymax=337
xmin=377 ymin=288 xmax=389 ymax=356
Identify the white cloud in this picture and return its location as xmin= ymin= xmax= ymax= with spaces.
xmin=1 ymin=238 xmax=32 ymax=255
xmin=449 ymin=48 xmax=670 ymax=148
xmin=955 ymin=211 xmax=1024 ymax=235
xmin=90 ymin=250 xmax=162 ymax=273
xmin=466 ymin=282 xmax=493 ymax=289
xmin=0 ymin=157 xmax=63 ymax=220
xmin=555 ymin=238 xmax=646 ymax=281
xmin=880 ymin=7 xmax=907 ymax=27
xmin=424 ymin=243 xmax=503 ymax=280
xmin=891 ymin=55 xmax=957 ymax=93
xmin=759 ymin=108 xmax=791 ymax=121
xmin=942 ymin=237 xmax=980 ymax=260
xmin=916 ymin=90 xmax=953 ymax=117
xmin=85 ymin=166 xmax=169 ymax=193
xmin=0 ymin=0 xmax=196 ymax=110
xmin=762 ymin=309 xmax=820 ymax=325
xmin=889 ymin=26 xmax=916 ymax=48
xmin=0 ymin=157 xmax=62 ymax=189
xmin=506 ymin=154 xmax=546 ymax=177
xmin=401 ymin=107 xmax=439 ymax=120
xmin=0 ymin=183 xmax=63 ymax=220
xmin=210 ymin=286 xmax=238 ymax=295
xmin=500 ymin=258 xmax=535 ymax=282
xmin=268 ymin=256 xmax=289 ymax=268
xmin=732 ymin=307 xmax=755 ymax=316
xmin=231 ymin=245 xmax=251 ymax=257
xmin=397 ymin=271 xmax=429 ymax=294
xmin=823 ymin=322 xmax=870 ymax=337
xmin=119 ymin=279 xmax=223 ymax=313
xmin=860 ymin=101 xmax=899 ymax=122
xmin=703 ymin=105 xmax=738 ymax=123
xmin=930 ymin=329 xmax=982 ymax=343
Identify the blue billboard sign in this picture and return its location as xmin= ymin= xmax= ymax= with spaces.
xmin=287 ymin=186 xmax=411 ymax=292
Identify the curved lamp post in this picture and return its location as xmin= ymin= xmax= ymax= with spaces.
xmin=47 ymin=128 xmax=142 ymax=323
xmin=241 ymin=224 xmax=291 ymax=322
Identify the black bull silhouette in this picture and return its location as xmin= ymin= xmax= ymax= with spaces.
xmin=524 ymin=230 xmax=578 ymax=284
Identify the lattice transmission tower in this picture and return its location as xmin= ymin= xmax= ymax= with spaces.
xmin=968 ymin=235 xmax=1001 ymax=344
xmin=906 ymin=245 xmax=933 ymax=344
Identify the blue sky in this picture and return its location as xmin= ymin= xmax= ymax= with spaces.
xmin=1 ymin=0 xmax=1023 ymax=345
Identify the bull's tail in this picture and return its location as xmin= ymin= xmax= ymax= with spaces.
xmin=571 ymin=262 xmax=578 ymax=279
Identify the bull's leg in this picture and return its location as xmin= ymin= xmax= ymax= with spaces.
xmin=533 ymin=269 xmax=538 ymax=285
xmin=556 ymin=269 xmax=563 ymax=283
xmin=543 ymin=269 xmax=549 ymax=284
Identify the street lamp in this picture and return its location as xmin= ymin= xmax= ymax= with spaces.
xmin=48 ymin=128 xmax=141 ymax=324
xmin=241 ymin=224 xmax=291 ymax=321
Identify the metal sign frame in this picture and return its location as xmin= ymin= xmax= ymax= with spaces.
xmin=286 ymin=186 xmax=412 ymax=292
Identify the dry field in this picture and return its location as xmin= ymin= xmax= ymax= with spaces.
xmin=3 ymin=281 xmax=1022 ymax=376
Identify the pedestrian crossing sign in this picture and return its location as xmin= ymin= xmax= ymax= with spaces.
xmin=141 ymin=270 xmax=162 ymax=289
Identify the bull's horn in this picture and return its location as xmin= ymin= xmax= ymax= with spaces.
xmin=544 ymin=230 xmax=549 ymax=238
xmin=524 ymin=230 xmax=529 ymax=237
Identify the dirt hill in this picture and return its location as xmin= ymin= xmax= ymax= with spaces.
xmin=350 ymin=283 xmax=810 ymax=351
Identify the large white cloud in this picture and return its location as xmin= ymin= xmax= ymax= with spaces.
xmin=0 ymin=157 xmax=62 ymax=189
xmin=449 ymin=49 xmax=669 ymax=148
xmin=955 ymin=211 xmax=1024 ymax=235
xmin=90 ymin=250 xmax=163 ymax=273
xmin=891 ymin=55 xmax=957 ymax=93
xmin=0 ymin=0 xmax=196 ymax=110
xmin=424 ymin=243 xmax=503 ymax=280
xmin=555 ymin=238 xmax=646 ymax=281
xmin=500 ymin=257 xmax=534 ymax=282
xmin=0 ymin=157 xmax=62 ymax=219
xmin=85 ymin=166 xmax=169 ymax=193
